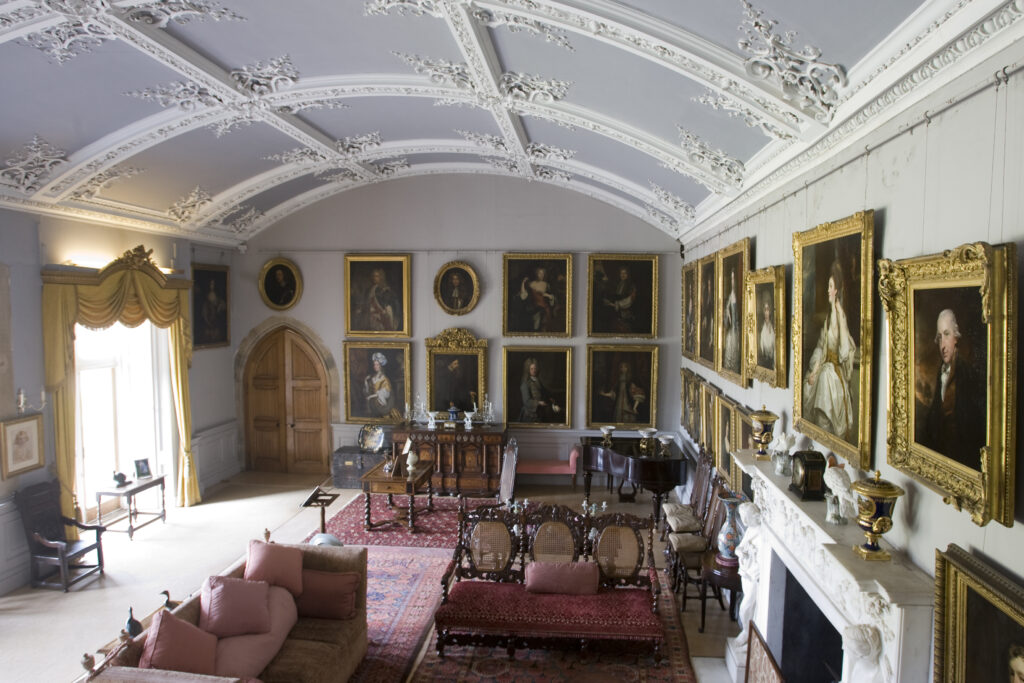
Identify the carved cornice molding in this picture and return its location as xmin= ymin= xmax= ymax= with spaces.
xmin=696 ymin=89 xmax=795 ymax=141
xmin=649 ymin=182 xmax=695 ymax=225
xmin=0 ymin=135 xmax=68 ymax=193
xmin=69 ymin=165 xmax=143 ymax=199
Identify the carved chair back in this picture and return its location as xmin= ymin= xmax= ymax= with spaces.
xmin=15 ymin=480 xmax=69 ymax=551
xmin=688 ymin=447 xmax=714 ymax=519
xmin=455 ymin=501 xmax=523 ymax=582
xmin=523 ymin=503 xmax=585 ymax=563
xmin=701 ymin=477 xmax=729 ymax=541
xmin=588 ymin=511 xmax=655 ymax=588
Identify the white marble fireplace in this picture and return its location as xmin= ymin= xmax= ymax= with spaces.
xmin=727 ymin=451 xmax=933 ymax=683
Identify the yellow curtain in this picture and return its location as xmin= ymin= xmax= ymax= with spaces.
xmin=43 ymin=248 xmax=199 ymax=534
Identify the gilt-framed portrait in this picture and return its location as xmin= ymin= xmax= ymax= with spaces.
xmin=425 ymin=327 xmax=486 ymax=414
xmin=716 ymin=238 xmax=749 ymax=386
xmin=745 ymin=265 xmax=787 ymax=388
xmin=503 ymin=346 xmax=572 ymax=429
xmin=587 ymin=253 xmax=658 ymax=337
xmin=682 ymin=368 xmax=700 ymax=441
xmin=192 ymin=263 xmax=229 ymax=349
xmin=586 ymin=345 xmax=657 ymax=429
xmin=1 ymin=413 xmax=44 ymax=479
xmin=434 ymin=260 xmax=480 ymax=316
xmin=878 ymin=241 xmax=1016 ymax=527
xmin=792 ymin=210 xmax=874 ymax=470
xmin=343 ymin=341 xmax=411 ymax=424
xmin=258 ymin=257 xmax=302 ymax=311
xmin=935 ymin=544 xmax=1024 ymax=683
xmin=345 ymin=254 xmax=411 ymax=337
xmin=503 ymin=253 xmax=572 ymax=337
xmin=716 ymin=394 xmax=736 ymax=484
xmin=682 ymin=262 xmax=698 ymax=360
xmin=701 ymin=381 xmax=719 ymax=462
xmin=696 ymin=253 xmax=717 ymax=370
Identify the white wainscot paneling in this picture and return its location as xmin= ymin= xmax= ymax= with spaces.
xmin=0 ymin=497 xmax=30 ymax=596
xmin=192 ymin=421 xmax=239 ymax=493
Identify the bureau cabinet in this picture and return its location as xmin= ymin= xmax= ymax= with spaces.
xmin=390 ymin=424 xmax=507 ymax=496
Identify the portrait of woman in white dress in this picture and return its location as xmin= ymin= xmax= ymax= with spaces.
xmin=757 ymin=292 xmax=775 ymax=369
xmin=802 ymin=260 xmax=857 ymax=441
xmin=363 ymin=352 xmax=394 ymax=419
xmin=722 ymin=263 xmax=741 ymax=373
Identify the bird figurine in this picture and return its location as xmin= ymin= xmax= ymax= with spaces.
xmin=125 ymin=607 xmax=143 ymax=638
xmin=160 ymin=590 xmax=180 ymax=610
xmin=81 ymin=652 xmax=95 ymax=673
xmin=113 ymin=471 xmax=128 ymax=487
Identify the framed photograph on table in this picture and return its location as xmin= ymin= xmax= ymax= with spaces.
xmin=343 ymin=341 xmax=411 ymax=424
xmin=682 ymin=262 xmax=698 ymax=359
xmin=587 ymin=253 xmax=658 ymax=337
xmin=192 ymin=263 xmax=229 ymax=349
xmin=425 ymin=328 xmax=487 ymax=415
xmin=878 ymin=241 xmax=1016 ymax=527
xmin=745 ymin=265 xmax=787 ymax=388
xmin=503 ymin=253 xmax=572 ymax=337
xmin=1 ymin=413 xmax=44 ymax=479
xmin=716 ymin=238 xmax=749 ymax=386
xmin=258 ymin=257 xmax=302 ymax=311
xmin=345 ymin=254 xmax=411 ymax=337
xmin=434 ymin=260 xmax=480 ymax=316
xmin=792 ymin=210 xmax=874 ymax=470
xmin=935 ymin=544 xmax=1024 ymax=682
xmin=585 ymin=344 xmax=658 ymax=429
xmin=503 ymin=346 xmax=572 ymax=429
xmin=696 ymin=253 xmax=717 ymax=370
xmin=134 ymin=458 xmax=152 ymax=479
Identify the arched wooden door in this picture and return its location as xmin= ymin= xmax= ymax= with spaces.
xmin=244 ymin=327 xmax=329 ymax=474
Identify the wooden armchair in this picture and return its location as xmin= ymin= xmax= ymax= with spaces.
xmin=661 ymin=446 xmax=713 ymax=538
xmin=15 ymin=480 xmax=105 ymax=591
xmin=665 ymin=476 xmax=729 ymax=606
xmin=523 ymin=503 xmax=585 ymax=563
xmin=441 ymin=501 xmax=523 ymax=602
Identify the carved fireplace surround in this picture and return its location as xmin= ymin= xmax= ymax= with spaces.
xmin=728 ymin=451 xmax=933 ymax=683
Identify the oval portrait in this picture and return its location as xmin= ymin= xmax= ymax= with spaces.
xmin=258 ymin=257 xmax=302 ymax=311
xmin=434 ymin=261 xmax=480 ymax=316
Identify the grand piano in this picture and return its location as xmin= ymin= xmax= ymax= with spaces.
xmin=579 ymin=436 xmax=689 ymax=525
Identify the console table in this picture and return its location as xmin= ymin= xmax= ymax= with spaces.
xmin=390 ymin=423 xmax=507 ymax=496
xmin=95 ymin=475 xmax=166 ymax=540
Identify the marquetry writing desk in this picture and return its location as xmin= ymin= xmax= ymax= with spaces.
xmin=95 ymin=475 xmax=166 ymax=540
xmin=359 ymin=460 xmax=434 ymax=532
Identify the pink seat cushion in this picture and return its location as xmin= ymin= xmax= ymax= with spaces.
xmin=517 ymin=461 xmax=574 ymax=474
xmin=215 ymin=585 xmax=298 ymax=679
xmin=244 ymin=540 xmax=303 ymax=596
xmin=435 ymin=581 xmax=662 ymax=640
xmin=138 ymin=609 xmax=218 ymax=675
xmin=525 ymin=561 xmax=599 ymax=595
xmin=295 ymin=570 xmax=360 ymax=619
xmin=199 ymin=575 xmax=271 ymax=638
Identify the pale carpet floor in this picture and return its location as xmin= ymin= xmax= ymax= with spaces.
xmin=0 ymin=472 xmax=734 ymax=682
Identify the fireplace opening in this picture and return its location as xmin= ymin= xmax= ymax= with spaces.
xmin=780 ymin=566 xmax=843 ymax=682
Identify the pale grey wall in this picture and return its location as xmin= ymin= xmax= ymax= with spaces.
xmin=682 ymin=54 xmax=1024 ymax=585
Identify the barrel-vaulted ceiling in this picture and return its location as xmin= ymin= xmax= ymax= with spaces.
xmin=1 ymin=1 xmax=1020 ymax=247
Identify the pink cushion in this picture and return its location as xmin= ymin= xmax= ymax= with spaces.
xmin=295 ymin=570 xmax=360 ymax=619
xmin=215 ymin=585 xmax=297 ymax=679
xmin=199 ymin=575 xmax=271 ymax=638
xmin=244 ymin=540 xmax=303 ymax=596
xmin=525 ymin=561 xmax=599 ymax=595
xmin=138 ymin=609 xmax=217 ymax=675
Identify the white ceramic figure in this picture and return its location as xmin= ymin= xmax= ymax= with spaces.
xmin=733 ymin=501 xmax=763 ymax=651
xmin=823 ymin=465 xmax=859 ymax=520
xmin=463 ymin=410 xmax=475 ymax=429
xmin=842 ymin=624 xmax=891 ymax=683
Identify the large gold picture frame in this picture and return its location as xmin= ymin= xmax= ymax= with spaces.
xmin=503 ymin=346 xmax=572 ymax=429
xmin=434 ymin=260 xmax=480 ymax=316
xmin=587 ymin=253 xmax=658 ymax=338
xmin=425 ymin=327 xmax=487 ymax=414
xmin=343 ymin=341 xmax=411 ymax=424
xmin=716 ymin=238 xmax=749 ymax=386
xmin=503 ymin=253 xmax=572 ymax=337
xmin=716 ymin=393 xmax=736 ymax=486
xmin=878 ymin=242 xmax=1016 ymax=527
xmin=935 ymin=544 xmax=1024 ymax=682
xmin=585 ymin=344 xmax=658 ymax=429
xmin=682 ymin=262 xmax=698 ymax=360
xmin=700 ymin=380 xmax=719 ymax=464
xmin=345 ymin=253 xmax=411 ymax=337
xmin=696 ymin=253 xmax=717 ymax=370
xmin=792 ymin=210 xmax=874 ymax=469
xmin=682 ymin=368 xmax=700 ymax=441
xmin=745 ymin=265 xmax=787 ymax=387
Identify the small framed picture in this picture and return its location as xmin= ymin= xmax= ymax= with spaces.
xmin=585 ymin=344 xmax=658 ymax=429
xmin=503 ymin=253 xmax=572 ymax=337
xmin=745 ymin=265 xmax=787 ymax=388
xmin=258 ymin=257 xmax=302 ymax=311
xmin=1 ymin=414 xmax=44 ymax=480
xmin=434 ymin=260 xmax=480 ymax=316
xmin=345 ymin=254 xmax=411 ymax=337
xmin=503 ymin=346 xmax=572 ymax=429
xmin=343 ymin=341 xmax=411 ymax=424
xmin=134 ymin=458 xmax=152 ymax=479
xmin=587 ymin=253 xmax=658 ymax=338
xmin=192 ymin=263 xmax=229 ymax=349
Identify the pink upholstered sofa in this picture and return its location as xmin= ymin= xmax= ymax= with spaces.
xmin=94 ymin=543 xmax=367 ymax=683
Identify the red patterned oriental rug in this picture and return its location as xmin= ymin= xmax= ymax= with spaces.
xmin=313 ymin=494 xmax=496 ymax=548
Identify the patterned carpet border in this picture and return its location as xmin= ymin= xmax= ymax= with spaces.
xmin=352 ymin=546 xmax=451 ymax=683
xmin=311 ymin=494 xmax=496 ymax=548
xmin=408 ymin=571 xmax=696 ymax=682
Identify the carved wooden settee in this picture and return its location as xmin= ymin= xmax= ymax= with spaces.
xmin=433 ymin=502 xmax=664 ymax=661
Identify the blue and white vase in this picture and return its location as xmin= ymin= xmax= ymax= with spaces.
xmin=716 ymin=496 xmax=743 ymax=566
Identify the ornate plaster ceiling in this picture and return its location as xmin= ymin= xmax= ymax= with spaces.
xmin=0 ymin=0 xmax=1021 ymax=246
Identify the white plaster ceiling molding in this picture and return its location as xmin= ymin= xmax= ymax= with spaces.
xmin=675 ymin=127 xmax=744 ymax=190
xmin=649 ymin=182 xmax=696 ymax=225
xmin=69 ymin=165 xmax=143 ymax=199
xmin=337 ymin=131 xmax=383 ymax=156
xmin=372 ymin=158 xmax=409 ymax=176
xmin=0 ymin=135 xmax=68 ymax=193
xmin=166 ymin=184 xmax=210 ymax=223
xmin=121 ymin=0 xmax=244 ymax=29
xmin=456 ymin=129 xmax=507 ymax=152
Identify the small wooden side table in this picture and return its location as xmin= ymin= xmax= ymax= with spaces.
xmin=359 ymin=461 xmax=434 ymax=532
xmin=95 ymin=475 xmax=166 ymax=540
xmin=698 ymin=549 xmax=742 ymax=633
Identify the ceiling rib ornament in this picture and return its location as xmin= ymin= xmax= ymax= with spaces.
xmin=532 ymin=165 xmax=571 ymax=182
xmin=485 ymin=157 xmax=520 ymax=174
xmin=498 ymin=71 xmax=570 ymax=103
xmin=649 ymin=182 xmax=695 ymax=225
xmin=337 ymin=132 xmax=383 ymax=156
xmin=121 ymin=0 xmax=245 ymax=28
xmin=676 ymin=127 xmax=744 ymax=190
xmin=265 ymin=147 xmax=328 ymax=166
xmin=167 ymin=185 xmax=210 ymax=223
xmin=317 ymin=168 xmax=361 ymax=184
xmin=393 ymin=52 xmax=474 ymax=90
xmin=225 ymin=205 xmax=263 ymax=235
xmin=696 ymin=89 xmax=796 ymax=142
xmin=229 ymin=54 xmax=298 ymax=96
xmin=69 ymin=165 xmax=143 ymax=200
xmin=737 ymin=0 xmax=847 ymax=124
xmin=645 ymin=205 xmax=679 ymax=236
xmin=467 ymin=4 xmax=573 ymax=51
xmin=0 ymin=4 xmax=48 ymax=32
xmin=364 ymin=0 xmax=443 ymax=18
xmin=125 ymin=80 xmax=224 ymax=110
xmin=456 ymin=129 xmax=507 ymax=153
xmin=373 ymin=158 xmax=410 ymax=176
xmin=20 ymin=0 xmax=115 ymax=64
xmin=0 ymin=135 xmax=69 ymax=193
xmin=526 ymin=142 xmax=574 ymax=162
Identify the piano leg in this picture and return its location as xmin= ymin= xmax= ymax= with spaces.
xmin=583 ymin=471 xmax=593 ymax=508
xmin=651 ymin=492 xmax=664 ymax=527
xmin=616 ymin=478 xmax=637 ymax=503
